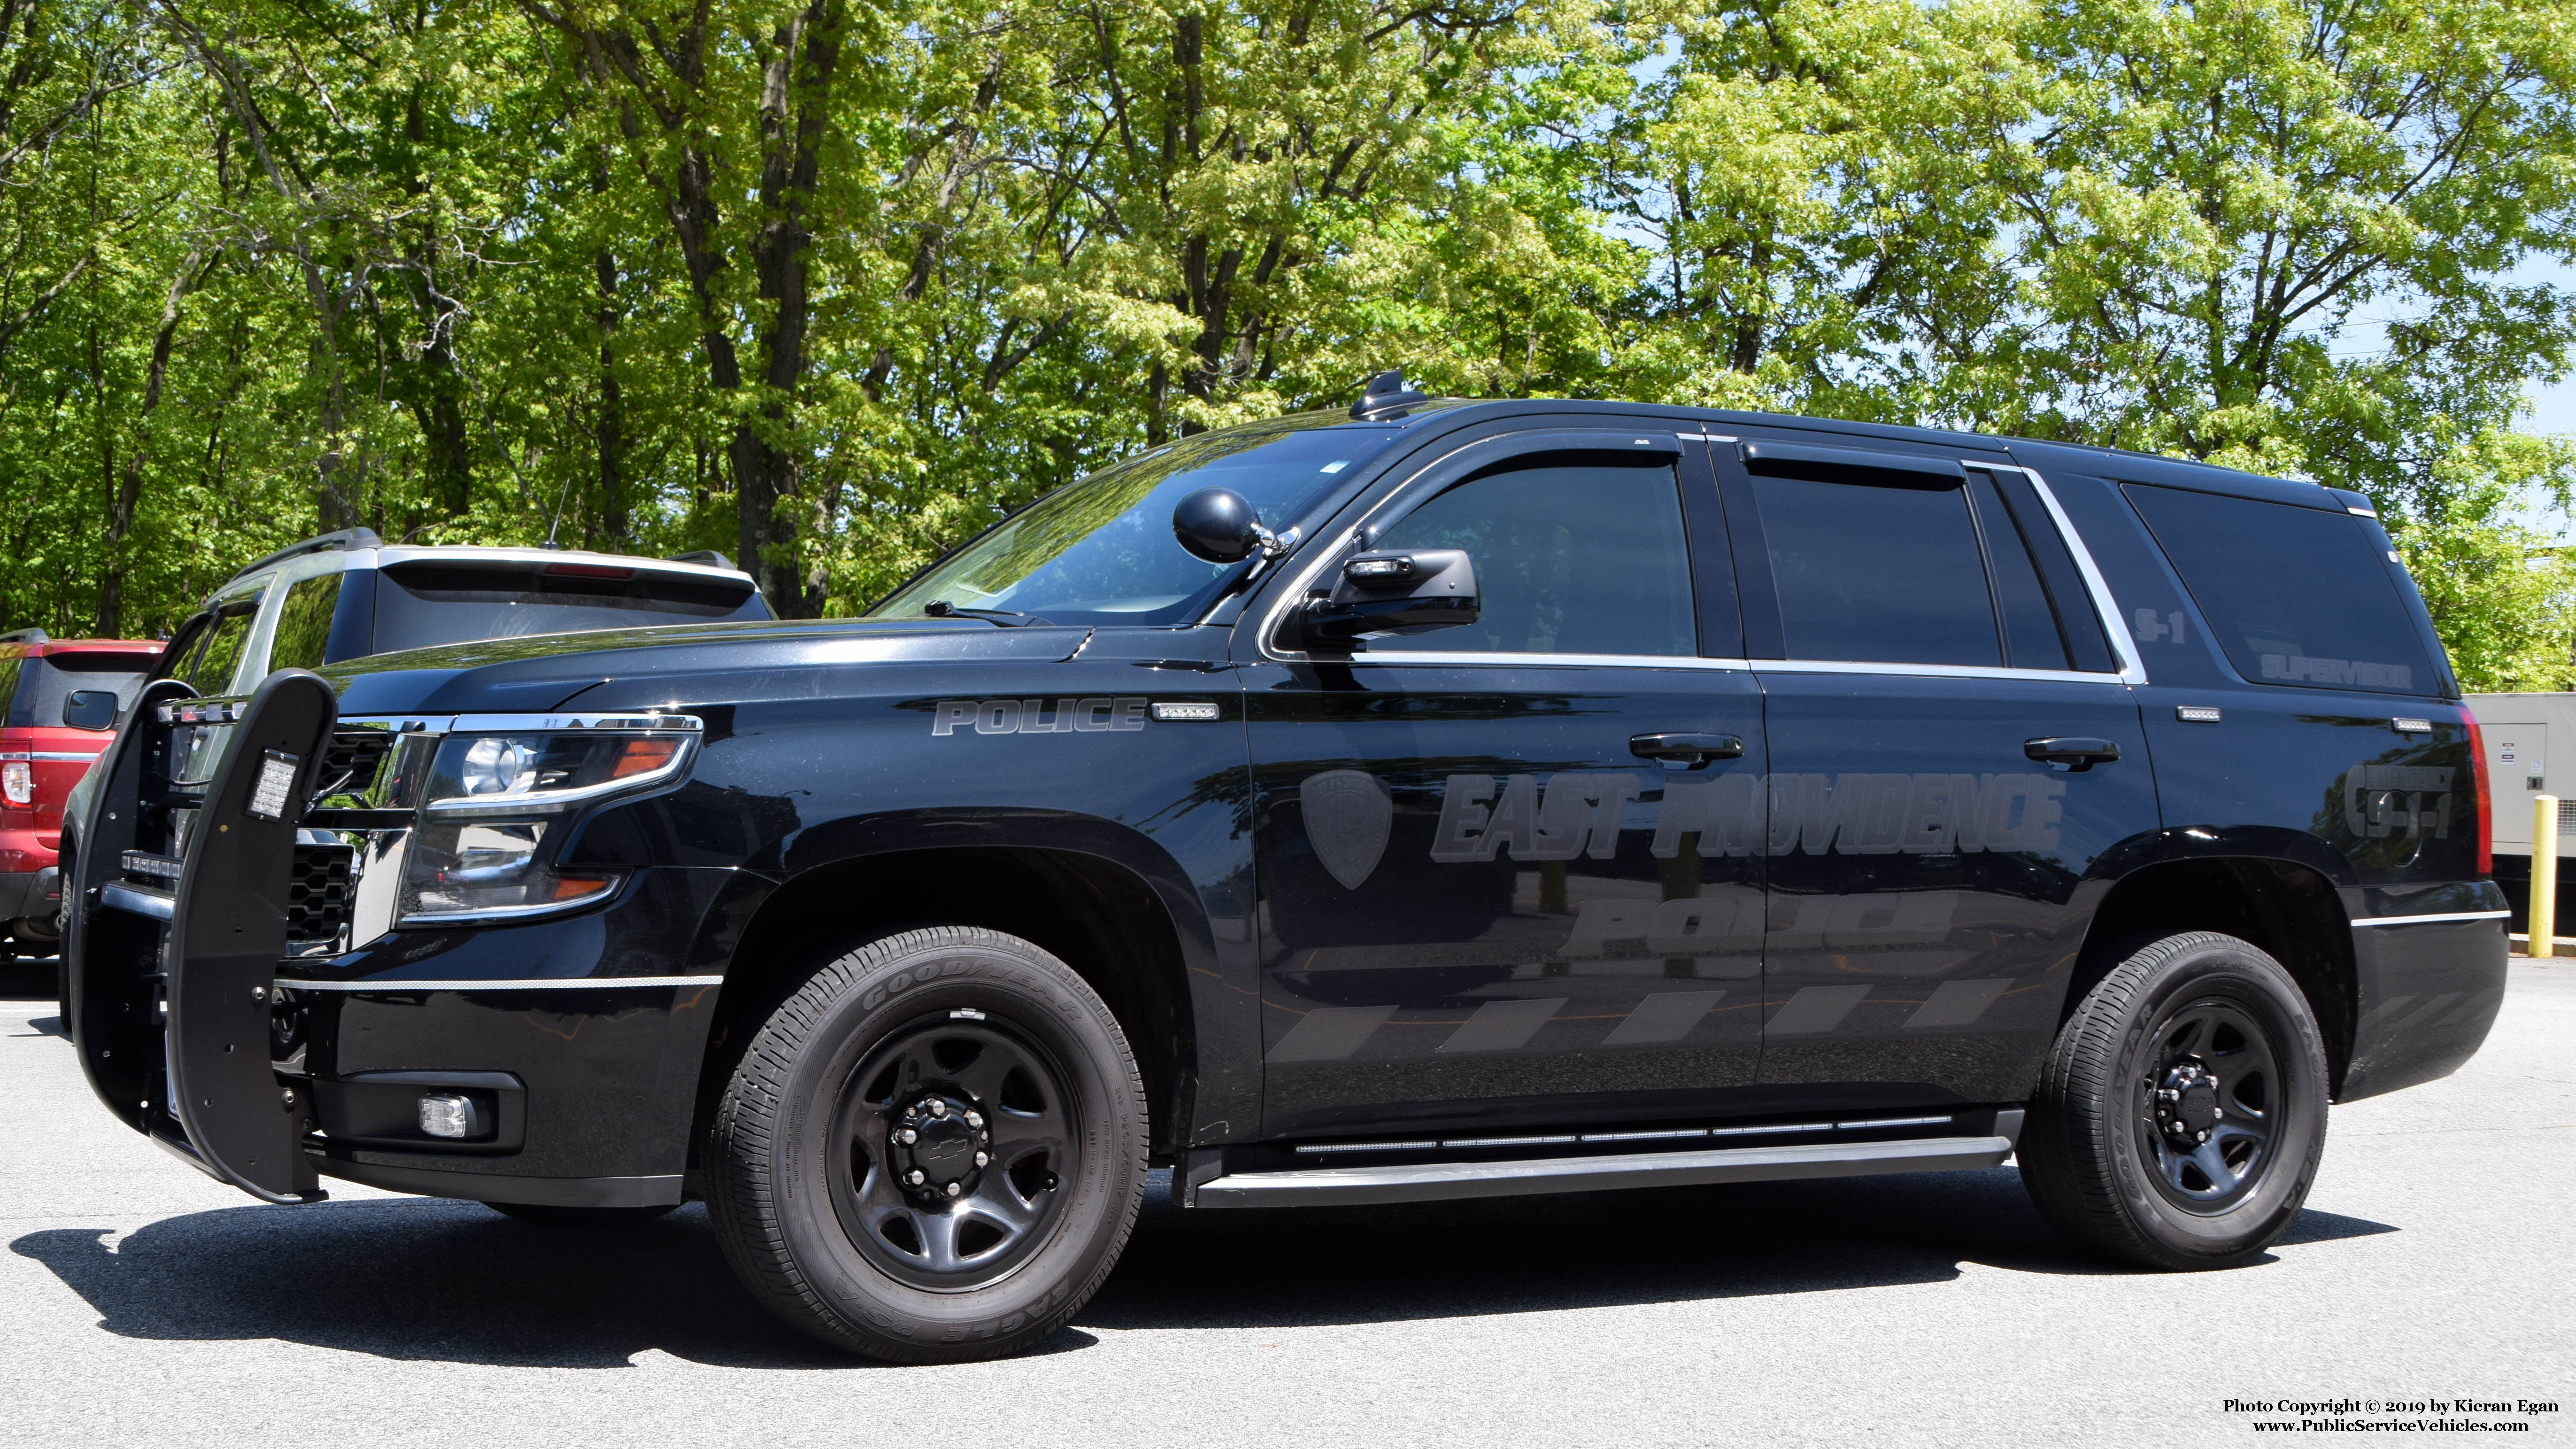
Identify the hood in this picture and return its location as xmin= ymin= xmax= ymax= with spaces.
xmin=320 ymin=616 xmax=1095 ymax=717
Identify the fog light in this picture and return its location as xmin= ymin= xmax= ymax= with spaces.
xmin=418 ymin=1093 xmax=484 ymax=1139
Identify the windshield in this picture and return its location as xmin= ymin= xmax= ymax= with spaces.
xmin=871 ymin=414 xmax=1392 ymax=627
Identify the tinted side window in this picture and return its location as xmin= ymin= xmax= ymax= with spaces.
xmin=1967 ymin=472 xmax=2070 ymax=671
xmin=2127 ymin=484 xmax=2437 ymax=695
xmin=269 ymin=573 xmax=342 ymax=673
xmin=174 ymin=598 xmax=260 ymax=694
xmin=1369 ymin=462 xmax=1696 ymax=656
xmin=1754 ymin=470 xmax=1999 ymax=666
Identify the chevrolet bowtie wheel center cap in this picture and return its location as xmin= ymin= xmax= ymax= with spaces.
xmin=2152 ymin=1061 xmax=2223 ymax=1145
xmin=892 ymin=1094 xmax=991 ymax=1199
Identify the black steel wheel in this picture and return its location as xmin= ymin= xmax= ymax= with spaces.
xmin=825 ymin=1015 xmax=1078 ymax=1289
xmin=2136 ymin=996 xmax=2283 ymax=1212
xmin=2021 ymin=930 xmax=2329 ymax=1270
xmin=707 ymin=926 xmax=1145 ymax=1362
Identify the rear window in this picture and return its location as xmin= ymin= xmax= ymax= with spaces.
xmin=372 ymin=563 xmax=769 ymax=654
xmin=2126 ymin=484 xmax=2437 ymax=695
xmin=8 ymin=653 xmax=151 ymax=727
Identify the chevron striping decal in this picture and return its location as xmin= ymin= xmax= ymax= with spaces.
xmin=1766 ymin=984 xmax=1873 ymax=1036
xmin=1603 ymin=989 xmax=1727 ymax=1046
xmin=1903 ymin=978 xmax=2012 ymax=1030
xmin=1268 ymin=1005 xmax=1398 ymax=1062
xmin=1436 ymin=998 xmax=1568 ymax=1053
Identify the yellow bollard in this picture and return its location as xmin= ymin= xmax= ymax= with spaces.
xmin=2534 ymin=795 xmax=2559 ymax=959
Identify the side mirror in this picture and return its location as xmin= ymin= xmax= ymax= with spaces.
xmin=62 ymin=690 xmax=119 ymax=731
xmin=1299 ymin=549 xmax=1480 ymax=644
xmin=1172 ymin=488 xmax=1283 ymax=564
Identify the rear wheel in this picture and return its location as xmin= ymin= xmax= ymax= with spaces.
xmin=2021 ymin=930 xmax=2329 ymax=1269
xmin=706 ymin=926 xmax=1146 ymax=1363
xmin=484 ymin=1202 xmax=678 ymax=1229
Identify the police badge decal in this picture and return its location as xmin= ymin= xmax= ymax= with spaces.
xmin=1299 ymin=769 xmax=1395 ymax=891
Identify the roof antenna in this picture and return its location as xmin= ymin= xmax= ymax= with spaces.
xmin=540 ymin=471 xmax=575 ymax=551
xmin=1350 ymin=368 xmax=1432 ymax=420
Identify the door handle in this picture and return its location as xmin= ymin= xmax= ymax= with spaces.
xmin=2025 ymin=736 xmax=2121 ymax=772
xmin=1630 ymin=732 xmax=1745 ymax=764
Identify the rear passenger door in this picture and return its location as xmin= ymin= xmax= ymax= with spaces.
xmin=1719 ymin=437 xmax=2159 ymax=1108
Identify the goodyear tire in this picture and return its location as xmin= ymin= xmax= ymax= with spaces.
xmin=706 ymin=926 xmax=1146 ymax=1362
xmin=2021 ymin=930 xmax=2329 ymax=1270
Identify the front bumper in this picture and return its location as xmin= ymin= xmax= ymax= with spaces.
xmin=279 ymin=865 xmax=746 ymax=1199
xmin=69 ymin=683 xmax=750 ymax=1205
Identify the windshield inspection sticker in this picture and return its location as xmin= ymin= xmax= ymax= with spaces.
xmin=931 ymin=697 xmax=1149 ymax=736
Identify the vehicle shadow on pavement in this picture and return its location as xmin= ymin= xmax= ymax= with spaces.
xmin=10 ymin=1201 xmax=860 ymax=1370
xmin=9 ymin=1169 xmax=2397 ymax=1367
xmin=1080 ymin=1166 xmax=2403 ymax=1332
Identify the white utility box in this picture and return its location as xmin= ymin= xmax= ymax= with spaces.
xmin=2465 ymin=693 xmax=2576 ymax=859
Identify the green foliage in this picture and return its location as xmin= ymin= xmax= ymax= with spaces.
xmin=0 ymin=0 xmax=2570 ymax=686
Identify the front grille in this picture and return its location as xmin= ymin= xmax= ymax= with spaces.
xmin=316 ymin=731 xmax=394 ymax=802
xmin=286 ymin=843 xmax=355 ymax=948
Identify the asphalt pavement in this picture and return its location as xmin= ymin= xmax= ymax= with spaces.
xmin=1 ymin=960 xmax=2568 ymax=1448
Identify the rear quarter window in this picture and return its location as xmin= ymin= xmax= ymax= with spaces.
xmin=2125 ymin=483 xmax=2436 ymax=696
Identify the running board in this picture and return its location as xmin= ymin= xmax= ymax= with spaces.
xmin=1189 ymin=1133 xmax=2015 ymax=1209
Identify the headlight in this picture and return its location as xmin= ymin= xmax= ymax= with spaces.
xmin=396 ymin=715 xmax=697 ymax=924
xmin=426 ymin=729 xmax=688 ymax=815
xmin=400 ymin=818 xmax=620 ymax=920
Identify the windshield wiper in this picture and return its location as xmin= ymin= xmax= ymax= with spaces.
xmin=923 ymin=600 xmax=1049 ymax=628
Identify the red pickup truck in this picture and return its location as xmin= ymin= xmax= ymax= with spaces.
xmin=1 ymin=631 xmax=159 ymax=960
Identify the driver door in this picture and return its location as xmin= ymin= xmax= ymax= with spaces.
xmin=1239 ymin=427 xmax=1767 ymax=1140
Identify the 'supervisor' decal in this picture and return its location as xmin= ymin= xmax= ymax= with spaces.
xmin=932 ymin=697 xmax=1151 ymax=736
xmin=1427 ymin=770 xmax=2067 ymax=862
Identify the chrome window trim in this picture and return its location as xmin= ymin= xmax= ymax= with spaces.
xmin=1251 ymin=441 xmax=2151 ymax=687
xmin=1320 ymin=651 xmax=1754 ymax=672
xmin=1750 ymin=658 xmax=2130 ymax=685
xmin=2349 ymin=910 xmax=2510 ymax=928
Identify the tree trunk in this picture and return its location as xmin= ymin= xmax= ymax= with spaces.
xmin=732 ymin=0 xmax=844 ymax=618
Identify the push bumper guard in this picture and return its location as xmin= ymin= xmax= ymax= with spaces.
xmin=66 ymin=670 xmax=338 ymax=1203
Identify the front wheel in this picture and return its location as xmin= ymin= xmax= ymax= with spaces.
xmin=706 ymin=926 xmax=1146 ymax=1362
xmin=2020 ymin=930 xmax=2330 ymax=1270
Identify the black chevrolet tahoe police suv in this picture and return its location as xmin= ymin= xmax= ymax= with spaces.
xmin=65 ymin=376 xmax=2508 ymax=1362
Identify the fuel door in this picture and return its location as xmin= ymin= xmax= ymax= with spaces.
xmin=165 ymin=668 xmax=337 ymax=1202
